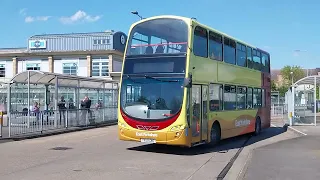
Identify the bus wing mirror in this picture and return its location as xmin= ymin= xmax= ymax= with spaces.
xmin=183 ymin=74 xmax=192 ymax=88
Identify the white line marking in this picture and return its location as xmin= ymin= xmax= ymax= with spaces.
xmin=288 ymin=126 xmax=307 ymax=136
xmin=271 ymin=123 xmax=307 ymax=136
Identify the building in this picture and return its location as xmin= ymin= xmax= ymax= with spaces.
xmin=0 ymin=30 xmax=127 ymax=83
xmin=0 ymin=30 xmax=127 ymax=112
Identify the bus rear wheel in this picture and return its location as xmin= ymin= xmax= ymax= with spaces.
xmin=209 ymin=123 xmax=221 ymax=146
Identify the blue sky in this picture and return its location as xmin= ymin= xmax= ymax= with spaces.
xmin=0 ymin=0 xmax=319 ymax=69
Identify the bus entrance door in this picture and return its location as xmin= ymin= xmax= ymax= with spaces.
xmin=191 ymin=85 xmax=208 ymax=144
xmin=201 ymin=85 xmax=208 ymax=142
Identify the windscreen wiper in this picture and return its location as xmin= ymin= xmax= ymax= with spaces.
xmin=144 ymin=75 xmax=179 ymax=82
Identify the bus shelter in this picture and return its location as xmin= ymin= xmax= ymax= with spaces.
xmin=289 ymin=75 xmax=320 ymax=126
xmin=6 ymin=70 xmax=119 ymax=137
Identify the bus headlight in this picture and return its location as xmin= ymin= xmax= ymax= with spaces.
xmin=119 ymin=122 xmax=127 ymax=128
xmin=170 ymin=124 xmax=186 ymax=131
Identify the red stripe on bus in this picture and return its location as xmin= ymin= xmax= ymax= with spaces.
xmin=131 ymin=42 xmax=187 ymax=47
xmin=120 ymin=109 xmax=180 ymax=130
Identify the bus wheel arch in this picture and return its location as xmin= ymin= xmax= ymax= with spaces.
xmin=254 ymin=116 xmax=262 ymax=136
xmin=209 ymin=121 xmax=221 ymax=146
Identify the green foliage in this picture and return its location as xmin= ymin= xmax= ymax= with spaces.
xmin=271 ymin=80 xmax=277 ymax=91
xmin=280 ymin=65 xmax=305 ymax=86
xmin=278 ymin=85 xmax=289 ymax=97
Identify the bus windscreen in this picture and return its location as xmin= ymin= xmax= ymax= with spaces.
xmin=126 ymin=18 xmax=189 ymax=55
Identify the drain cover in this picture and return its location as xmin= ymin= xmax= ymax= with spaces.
xmin=50 ymin=147 xmax=72 ymax=151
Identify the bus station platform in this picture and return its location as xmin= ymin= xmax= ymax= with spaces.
xmin=0 ymin=70 xmax=119 ymax=140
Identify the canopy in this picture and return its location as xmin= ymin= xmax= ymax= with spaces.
xmin=294 ymin=75 xmax=320 ymax=86
xmin=10 ymin=70 xmax=118 ymax=89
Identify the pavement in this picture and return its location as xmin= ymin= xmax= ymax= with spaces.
xmin=0 ymin=123 xmax=299 ymax=180
xmin=238 ymin=117 xmax=320 ymax=180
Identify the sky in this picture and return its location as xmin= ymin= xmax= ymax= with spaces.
xmin=0 ymin=0 xmax=319 ymax=69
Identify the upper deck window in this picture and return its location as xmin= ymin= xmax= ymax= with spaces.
xmin=126 ymin=18 xmax=188 ymax=56
xmin=193 ymin=26 xmax=208 ymax=57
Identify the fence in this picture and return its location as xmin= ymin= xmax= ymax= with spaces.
xmin=2 ymin=106 xmax=117 ymax=138
xmin=271 ymin=104 xmax=287 ymax=119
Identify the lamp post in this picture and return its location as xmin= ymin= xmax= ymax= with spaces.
xmin=131 ymin=11 xmax=143 ymax=20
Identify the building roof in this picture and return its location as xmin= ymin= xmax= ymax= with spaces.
xmin=10 ymin=70 xmax=118 ymax=89
xmin=0 ymin=47 xmax=28 ymax=54
xmin=29 ymin=30 xmax=117 ymax=39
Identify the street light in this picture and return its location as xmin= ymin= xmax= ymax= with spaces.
xmin=131 ymin=11 xmax=143 ymax=20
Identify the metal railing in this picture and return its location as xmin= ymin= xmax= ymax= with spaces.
xmin=271 ymin=104 xmax=287 ymax=119
xmin=6 ymin=107 xmax=117 ymax=137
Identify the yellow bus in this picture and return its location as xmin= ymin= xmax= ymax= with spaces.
xmin=118 ymin=15 xmax=271 ymax=147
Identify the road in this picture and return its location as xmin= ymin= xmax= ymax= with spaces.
xmin=0 ymin=125 xmax=299 ymax=180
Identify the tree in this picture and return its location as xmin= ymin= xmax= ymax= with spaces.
xmin=280 ymin=65 xmax=305 ymax=86
xmin=278 ymin=85 xmax=289 ymax=97
xmin=271 ymin=80 xmax=277 ymax=91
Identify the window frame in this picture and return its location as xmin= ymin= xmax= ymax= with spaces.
xmin=193 ymin=26 xmax=208 ymax=58
xmin=209 ymin=83 xmax=223 ymax=111
xmin=0 ymin=64 xmax=5 ymax=77
xmin=223 ymin=37 xmax=236 ymax=65
xmin=208 ymin=31 xmax=223 ymax=61
xmin=223 ymin=84 xmax=237 ymax=110
xmin=236 ymin=42 xmax=247 ymax=67
xmin=62 ymin=62 xmax=78 ymax=76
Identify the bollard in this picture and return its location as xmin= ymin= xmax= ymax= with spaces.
xmin=0 ymin=111 xmax=3 ymax=138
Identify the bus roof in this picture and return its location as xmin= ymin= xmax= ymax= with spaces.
xmin=131 ymin=15 xmax=269 ymax=55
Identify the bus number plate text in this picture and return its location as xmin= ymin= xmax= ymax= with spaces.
xmin=140 ymin=138 xmax=156 ymax=143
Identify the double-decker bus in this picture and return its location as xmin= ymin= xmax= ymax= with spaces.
xmin=118 ymin=15 xmax=271 ymax=147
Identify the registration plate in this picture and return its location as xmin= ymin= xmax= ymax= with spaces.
xmin=140 ymin=139 xmax=156 ymax=143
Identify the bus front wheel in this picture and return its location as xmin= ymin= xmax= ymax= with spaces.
xmin=209 ymin=123 xmax=221 ymax=146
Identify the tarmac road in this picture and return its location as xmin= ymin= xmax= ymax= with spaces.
xmin=0 ymin=125 xmax=298 ymax=180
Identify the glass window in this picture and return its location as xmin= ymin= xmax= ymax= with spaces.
xmin=253 ymin=88 xmax=262 ymax=108
xmin=247 ymin=47 xmax=253 ymax=69
xmin=261 ymin=52 xmax=270 ymax=73
xmin=63 ymin=63 xmax=77 ymax=75
xmin=252 ymin=50 xmax=261 ymax=71
xmin=262 ymin=88 xmax=265 ymax=107
xmin=223 ymin=37 xmax=236 ymax=64
xmin=120 ymin=76 xmax=184 ymax=120
xmin=193 ymin=26 xmax=208 ymax=57
xmin=237 ymin=86 xmax=247 ymax=109
xmin=224 ymin=85 xmax=236 ymax=110
xmin=236 ymin=43 xmax=246 ymax=67
xmin=0 ymin=64 xmax=5 ymax=77
xmin=209 ymin=84 xmax=223 ymax=111
xmin=126 ymin=18 xmax=188 ymax=55
xmin=209 ymin=31 xmax=222 ymax=61
xmin=26 ymin=63 xmax=40 ymax=70
xmin=247 ymin=87 xmax=253 ymax=109
xmin=92 ymin=59 xmax=109 ymax=77
xmin=123 ymin=56 xmax=186 ymax=74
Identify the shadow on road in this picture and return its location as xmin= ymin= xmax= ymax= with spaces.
xmin=127 ymin=125 xmax=289 ymax=156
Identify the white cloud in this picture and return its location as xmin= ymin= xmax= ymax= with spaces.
xmin=25 ymin=16 xmax=51 ymax=23
xmin=60 ymin=10 xmax=102 ymax=24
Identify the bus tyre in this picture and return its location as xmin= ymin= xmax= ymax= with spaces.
xmin=209 ymin=123 xmax=221 ymax=146
xmin=254 ymin=117 xmax=261 ymax=136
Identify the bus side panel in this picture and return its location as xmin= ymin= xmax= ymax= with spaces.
xmin=207 ymin=110 xmax=258 ymax=140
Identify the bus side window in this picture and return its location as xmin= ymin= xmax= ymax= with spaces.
xmin=209 ymin=84 xmax=223 ymax=111
xmin=247 ymin=87 xmax=253 ymax=109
